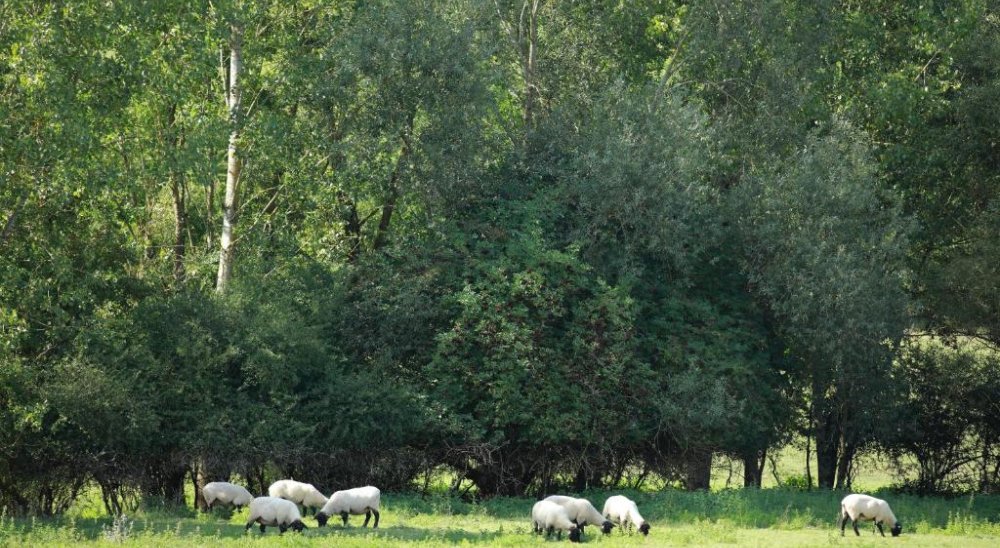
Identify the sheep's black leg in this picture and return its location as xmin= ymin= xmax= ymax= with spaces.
xmin=852 ymin=519 xmax=860 ymax=536
xmin=372 ymin=509 xmax=380 ymax=528
xmin=260 ymin=524 xmax=267 ymax=533
xmin=557 ymin=529 xmax=563 ymax=540
xmin=876 ymin=522 xmax=885 ymax=537
xmin=341 ymin=511 xmax=350 ymax=526
xmin=545 ymin=525 xmax=554 ymax=539
xmin=840 ymin=514 xmax=850 ymax=536
xmin=279 ymin=524 xmax=288 ymax=534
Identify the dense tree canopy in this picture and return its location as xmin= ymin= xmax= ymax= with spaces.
xmin=2 ymin=0 xmax=999 ymax=514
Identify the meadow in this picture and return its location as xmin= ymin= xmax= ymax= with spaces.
xmin=2 ymin=445 xmax=995 ymax=546
xmin=2 ymin=485 xmax=999 ymax=547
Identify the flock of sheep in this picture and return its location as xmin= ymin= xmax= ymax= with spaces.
xmin=202 ymin=480 xmax=379 ymax=534
xmin=201 ymin=480 xmax=903 ymax=541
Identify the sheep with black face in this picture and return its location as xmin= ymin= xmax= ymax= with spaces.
xmin=315 ymin=486 xmax=381 ymax=528
xmin=244 ymin=496 xmax=307 ymax=534
xmin=532 ymin=500 xmax=582 ymax=542
xmin=840 ymin=493 xmax=902 ymax=537
xmin=544 ymin=495 xmax=615 ymax=535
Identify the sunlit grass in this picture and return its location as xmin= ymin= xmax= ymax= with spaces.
xmin=3 ymin=488 xmax=998 ymax=546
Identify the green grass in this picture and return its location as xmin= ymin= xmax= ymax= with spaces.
xmin=3 ymin=489 xmax=999 ymax=546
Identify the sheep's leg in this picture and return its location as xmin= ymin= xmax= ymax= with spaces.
xmin=260 ymin=524 xmax=267 ymax=533
xmin=545 ymin=525 xmax=554 ymax=539
xmin=372 ymin=509 xmax=380 ymax=528
xmin=363 ymin=510 xmax=371 ymax=527
xmin=279 ymin=523 xmax=288 ymax=534
xmin=852 ymin=519 xmax=860 ymax=536
xmin=876 ymin=522 xmax=885 ymax=537
xmin=557 ymin=529 xmax=563 ymax=540
xmin=840 ymin=514 xmax=849 ymax=536
xmin=341 ymin=511 xmax=350 ymax=526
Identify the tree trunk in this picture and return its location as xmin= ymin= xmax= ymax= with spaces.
xmin=814 ymin=409 xmax=838 ymax=489
xmin=522 ymin=0 xmax=540 ymax=128
xmin=372 ymin=112 xmax=415 ymax=251
xmin=190 ymin=464 xmax=208 ymax=512
xmin=684 ymin=450 xmax=712 ymax=491
xmin=170 ymin=172 xmax=187 ymax=284
xmin=216 ymin=22 xmax=243 ymax=293
xmin=835 ymin=440 xmax=855 ymax=490
xmin=804 ymin=427 xmax=813 ymax=489
xmin=743 ymin=449 xmax=765 ymax=488
xmin=166 ymin=103 xmax=187 ymax=285
xmin=193 ymin=459 xmax=232 ymax=512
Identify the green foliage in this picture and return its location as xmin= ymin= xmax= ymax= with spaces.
xmin=3 ymin=0 xmax=1000 ymax=517
xmin=425 ymin=228 xmax=647 ymax=492
xmin=885 ymin=337 xmax=1000 ymax=493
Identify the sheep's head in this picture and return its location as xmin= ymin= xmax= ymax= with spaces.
xmin=639 ymin=521 xmax=651 ymax=536
xmin=315 ymin=512 xmax=330 ymax=527
xmin=891 ymin=522 xmax=902 ymax=537
xmin=600 ymin=519 xmax=615 ymax=534
xmin=289 ymin=519 xmax=307 ymax=533
xmin=568 ymin=526 xmax=582 ymax=543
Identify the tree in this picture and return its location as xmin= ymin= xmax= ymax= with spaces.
xmin=885 ymin=337 xmax=999 ymax=493
xmin=734 ymin=123 xmax=910 ymax=489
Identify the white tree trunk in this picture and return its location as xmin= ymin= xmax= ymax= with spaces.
xmin=216 ymin=23 xmax=243 ymax=293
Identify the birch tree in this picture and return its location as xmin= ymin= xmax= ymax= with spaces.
xmin=216 ymin=21 xmax=243 ymax=292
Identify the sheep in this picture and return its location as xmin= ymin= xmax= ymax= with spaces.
xmin=531 ymin=500 xmax=582 ymax=542
xmin=202 ymin=481 xmax=254 ymax=511
xmin=244 ymin=496 xmax=307 ymax=534
xmin=840 ymin=493 xmax=902 ymax=537
xmin=602 ymin=495 xmax=651 ymax=536
xmin=544 ymin=495 xmax=615 ymax=535
xmin=315 ymin=486 xmax=381 ymax=528
xmin=267 ymin=479 xmax=328 ymax=515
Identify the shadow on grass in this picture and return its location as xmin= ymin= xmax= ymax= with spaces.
xmin=284 ymin=525 xmax=503 ymax=543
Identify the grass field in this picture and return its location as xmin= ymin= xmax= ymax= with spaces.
xmin=0 ymin=446 xmax=987 ymax=546
xmin=3 ymin=487 xmax=999 ymax=547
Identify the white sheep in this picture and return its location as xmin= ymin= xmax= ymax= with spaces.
xmin=531 ymin=500 xmax=582 ymax=542
xmin=244 ymin=496 xmax=307 ymax=534
xmin=840 ymin=493 xmax=902 ymax=537
xmin=315 ymin=486 xmax=381 ymax=528
xmin=602 ymin=495 xmax=650 ymax=536
xmin=202 ymin=481 xmax=254 ymax=511
xmin=544 ymin=495 xmax=615 ymax=535
xmin=267 ymin=479 xmax=328 ymax=515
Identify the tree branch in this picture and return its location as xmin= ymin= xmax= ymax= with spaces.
xmin=1 ymin=193 xmax=26 ymax=248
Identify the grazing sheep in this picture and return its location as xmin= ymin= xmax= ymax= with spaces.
xmin=544 ymin=495 xmax=615 ymax=535
xmin=532 ymin=500 xmax=582 ymax=542
xmin=315 ymin=486 xmax=381 ymax=528
xmin=840 ymin=493 xmax=902 ymax=537
xmin=602 ymin=495 xmax=650 ymax=536
xmin=202 ymin=481 xmax=254 ymax=511
xmin=267 ymin=479 xmax=328 ymax=515
xmin=244 ymin=496 xmax=307 ymax=534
